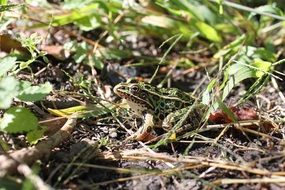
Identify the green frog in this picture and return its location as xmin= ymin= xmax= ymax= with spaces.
xmin=114 ymin=81 xmax=207 ymax=141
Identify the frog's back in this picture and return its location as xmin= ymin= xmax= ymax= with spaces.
xmin=145 ymin=86 xmax=196 ymax=120
xmin=156 ymin=86 xmax=196 ymax=104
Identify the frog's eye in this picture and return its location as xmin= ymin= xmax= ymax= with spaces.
xmin=130 ymin=85 xmax=139 ymax=93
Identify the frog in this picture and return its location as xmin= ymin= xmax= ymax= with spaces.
xmin=113 ymin=81 xmax=207 ymax=141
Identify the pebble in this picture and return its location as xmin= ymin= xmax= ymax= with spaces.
xmin=109 ymin=128 xmax=118 ymax=138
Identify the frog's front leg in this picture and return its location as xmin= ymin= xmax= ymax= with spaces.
xmin=162 ymin=104 xmax=207 ymax=133
xmin=126 ymin=113 xmax=156 ymax=141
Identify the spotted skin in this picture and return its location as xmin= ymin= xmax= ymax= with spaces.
xmin=114 ymin=82 xmax=206 ymax=141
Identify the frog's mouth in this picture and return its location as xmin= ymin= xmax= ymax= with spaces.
xmin=114 ymin=84 xmax=153 ymax=109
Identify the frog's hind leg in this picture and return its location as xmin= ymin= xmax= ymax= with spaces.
xmin=162 ymin=104 xmax=208 ymax=134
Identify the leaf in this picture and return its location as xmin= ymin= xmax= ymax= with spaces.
xmin=222 ymin=64 xmax=255 ymax=100
xmin=86 ymin=103 xmax=113 ymax=119
xmin=62 ymin=0 xmax=93 ymax=9
xmin=0 ymin=4 xmax=18 ymax=12
xmin=0 ymin=107 xmax=38 ymax=133
xmin=48 ymin=105 xmax=87 ymax=117
xmin=209 ymin=106 xmax=258 ymax=124
xmin=17 ymin=81 xmax=52 ymax=102
xmin=52 ymin=4 xmax=99 ymax=26
xmin=239 ymin=75 xmax=270 ymax=103
xmin=249 ymin=4 xmax=284 ymax=19
xmin=171 ymin=0 xmax=204 ymax=21
xmin=26 ymin=127 xmax=47 ymax=144
xmin=202 ymin=79 xmax=217 ymax=105
xmin=0 ymin=139 xmax=10 ymax=151
xmin=90 ymin=56 xmax=104 ymax=70
xmin=214 ymin=35 xmax=246 ymax=58
xmin=220 ymin=45 xmax=276 ymax=102
xmin=100 ymin=48 xmax=133 ymax=60
xmin=254 ymin=48 xmax=276 ymax=62
xmin=216 ymin=97 xmax=238 ymax=122
xmin=48 ymin=103 xmax=113 ymax=119
xmin=0 ymin=76 xmax=19 ymax=109
xmin=192 ymin=20 xmax=222 ymax=42
xmin=74 ymin=15 xmax=100 ymax=31
xmin=252 ymin=59 xmax=272 ymax=77
xmin=72 ymin=42 xmax=88 ymax=63
xmin=141 ymin=15 xmax=175 ymax=28
xmin=0 ymin=0 xmax=7 ymax=5
xmin=0 ymin=56 xmax=17 ymax=77
xmin=0 ymin=178 xmax=21 ymax=190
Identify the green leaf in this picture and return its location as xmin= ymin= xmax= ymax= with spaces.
xmin=26 ymin=127 xmax=47 ymax=144
xmin=0 ymin=0 xmax=7 ymax=5
xmin=86 ymin=103 xmax=113 ymax=119
xmin=172 ymin=0 xmax=204 ymax=21
xmin=0 ymin=56 xmax=17 ymax=77
xmin=90 ymin=56 xmax=104 ymax=70
xmin=0 ymin=107 xmax=38 ymax=133
xmin=192 ymin=21 xmax=222 ymax=42
xmin=214 ymin=35 xmax=246 ymax=58
xmin=222 ymin=64 xmax=256 ymax=100
xmin=249 ymin=4 xmax=284 ymax=19
xmin=74 ymin=15 xmax=100 ymax=31
xmin=252 ymin=59 xmax=272 ymax=77
xmin=0 ymin=139 xmax=10 ymax=151
xmin=62 ymin=0 xmax=93 ymax=9
xmin=17 ymin=81 xmax=52 ymax=102
xmin=72 ymin=42 xmax=88 ymax=63
xmin=100 ymin=48 xmax=133 ymax=60
xmin=216 ymin=97 xmax=238 ymax=122
xmin=202 ymin=79 xmax=217 ymax=105
xmin=240 ymin=75 xmax=270 ymax=103
xmin=48 ymin=105 xmax=87 ymax=117
xmin=221 ymin=46 xmax=275 ymax=102
xmin=254 ymin=48 xmax=276 ymax=62
xmin=52 ymin=4 xmax=99 ymax=26
xmin=141 ymin=15 xmax=175 ymax=28
xmin=0 ymin=178 xmax=21 ymax=190
xmin=0 ymin=76 xmax=19 ymax=109
xmin=0 ymin=4 xmax=18 ymax=12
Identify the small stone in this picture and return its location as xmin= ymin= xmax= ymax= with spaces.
xmin=101 ymin=127 xmax=109 ymax=133
xmin=109 ymin=131 xmax=117 ymax=138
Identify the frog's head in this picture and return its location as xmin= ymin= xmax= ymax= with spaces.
xmin=114 ymin=82 xmax=155 ymax=114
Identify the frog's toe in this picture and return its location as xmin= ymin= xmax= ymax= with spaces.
xmin=126 ymin=130 xmax=156 ymax=142
xmin=135 ymin=132 xmax=156 ymax=141
xmin=162 ymin=116 xmax=174 ymax=130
